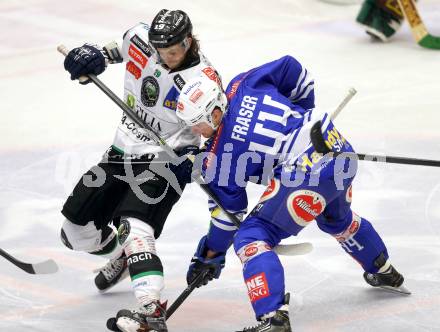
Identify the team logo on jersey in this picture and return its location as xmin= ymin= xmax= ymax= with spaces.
xmin=128 ymin=44 xmax=148 ymax=68
xmin=173 ymin=74 xmax=186 ymax=91
xmin=141 ymin=76 xmax=160 ymax=107
xmin=130 ymin=34 xmax=152 ymax=57
xmin=126 ymin=61 xmax=142 ymax=79
xmin=258 ymin=178 xmax=280 ymax=203
xmin=246 ymin=272 xmax=270 ymax=303
xmin=154 ymin=69 xmax=161 ymax=78
xmin=202 ymin=67 xmax=221 ymax=86
xmin=346 ymin=185 xmax=353 ymax=203
xmin=287 ymin=190 xmax=326 ymax=227
xmin=117 ymin=219 xmax=131 ymax=245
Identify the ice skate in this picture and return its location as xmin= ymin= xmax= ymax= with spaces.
xmin=111 ymin=301 xmax=168 ymax=332
xmin=364 ymin=265 xmax=411 ymax=295
xmin=94 ymin=252 xmax=129 ymax=292
xmin=236 ymin=294 xmax=292 ymax=332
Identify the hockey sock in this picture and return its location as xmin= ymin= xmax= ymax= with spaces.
xmin=333 ymin=213 xmax=389 ymax=273
xmin=239 ymin=248 xmax=285 ymax=318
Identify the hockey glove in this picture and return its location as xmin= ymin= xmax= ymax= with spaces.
xmin=64 ymin=43 xmax=107 ymax=84
xmin=356 ymin=0 xmax=404 ymax=41
xmin=169 ymin=145 xmax=200 ymax=185
xmin=187 ymin=235 xmax=226 ymax=288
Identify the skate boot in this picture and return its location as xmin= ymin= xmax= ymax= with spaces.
xmin=236 ymin=294 xmax=292 ymax=332
xmin=94 ymin=252 xmax=129 ymax=292
xmin=113 ymin=301 xmax=168 ymax=332
xmin=364 ymin=264 xmax=410 ymax=295
xmin=356 ymin=0 xmax=404 ymax=41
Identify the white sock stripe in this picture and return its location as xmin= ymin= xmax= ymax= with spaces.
xmin=211 ymin=218 xmax=238 ymax=231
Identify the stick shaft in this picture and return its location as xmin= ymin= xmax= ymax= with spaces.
xmin=396 ymin=0 xmax=440 ymax=49
xmin=331 ymin=88 xmax=357 ymax=120
xmin=397 ymin=0 xmax=428 ymax=42
xmin=357 ymin=153 xmax=440 ymax=167
xmin=311 ymin=121 xmax=440 ymax=168
xmin=166 ymin=270 xmax=208 ymax=319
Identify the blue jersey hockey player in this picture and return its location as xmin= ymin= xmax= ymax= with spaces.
xmin=176 ymin=56 xmax=409 ymax=332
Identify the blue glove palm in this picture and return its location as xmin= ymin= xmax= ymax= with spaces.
xmin=64 ymin=43 xmax=106 ymax=84
xmin=187 ymin=235 xmax=226 ymax=288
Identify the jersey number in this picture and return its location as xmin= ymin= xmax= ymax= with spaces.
xmin=249 ymin=95 xmax=300 ymax=154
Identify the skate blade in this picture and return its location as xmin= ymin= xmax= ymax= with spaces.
xmin=378 ymin=284 xmax=411 ymax=295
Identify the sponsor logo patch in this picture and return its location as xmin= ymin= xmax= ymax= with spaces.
xmin=126 ymin=61 xmax=141 ymax=79
xmin=227 ymin=79 xmax=242 ymax=100
xmin=287 ymin=190 xmax=326 ymax=227
xmin=335 ymin=213 xmax=361 ymax=242
xmin=163 ymin=86 xmax=179 ymax=111
xmin=259 ymin=178 xmax=280 ymax=203
xmin=130 ymin=34 xmax=152 ymax=57
xmin=127 ymin=252 xmax=153 ymax=265
xmin=246 ymin=272 xmax=270 ymax=303
xmin=126 ymin=94 xmax=136 ymax=109
xmin=245 ymin=245 xmax=258 ymax=257
xmin=189 ymin=88 xmax=204 ymax=103
xmin=202 ymin=67 xmax=221 ymax=86
xmin=173 ymin=74 xmax=186 ymax=91
xmin=177 ymin=101 xmax=184 ymax=111
xmin=346 ymin=185 xmax=352 ymax=203
xmin=128 ymin=44 xmax=148 ymax=68
xmin=141 ymin=76 xmax=160 ymax=107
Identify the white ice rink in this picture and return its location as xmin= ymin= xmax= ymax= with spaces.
xmin=1 ymin=0 xmax=440 ymax=331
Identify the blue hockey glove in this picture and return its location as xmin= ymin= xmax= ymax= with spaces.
xmin=187 ymin=235 xmax=226 ymax=288
xmin=64 ymin=43 xmax=107 ymax=84
xmin=169 ymin=145 xmax=200 ymax=184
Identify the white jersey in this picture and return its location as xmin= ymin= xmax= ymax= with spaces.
xmin=111 ymin=23 xmax=221 ymax=157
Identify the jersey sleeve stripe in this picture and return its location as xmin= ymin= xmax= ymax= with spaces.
xmin=211 ymin=218 xmax=238 ymax=231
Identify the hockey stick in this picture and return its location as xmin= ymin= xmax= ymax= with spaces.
xmin=0 ymin=247 xmax=59 ymax=274
xmin=310 ymin=120 xmax=440 ymax=167
xmin=57 ymin=45 xmax=314 ymax=257
xmin=397 ymin=0 xmax=440 ymax=50
xmin=165 ymin=269 xmax=209 ymax=319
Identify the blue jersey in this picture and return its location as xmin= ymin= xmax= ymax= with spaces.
xmin=200 ymin=56 xmax=323 ymax=249
xmin=203 ymin=55 xmax=317 ymax=208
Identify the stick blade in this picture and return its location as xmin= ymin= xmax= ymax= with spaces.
xmin=419 ymin=34 xmax=440 ymax=50
xmin=32 ymin=259 xmax=59 ymax=274
xmin=274 ymin=242 xmax=313 ymax=256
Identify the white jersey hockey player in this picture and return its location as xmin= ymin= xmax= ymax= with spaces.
xmin=60 ymin=9 xmax=222 ymax=332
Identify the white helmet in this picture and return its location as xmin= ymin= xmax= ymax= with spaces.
xmin=176 ymin=76 xmax=227 ymax=129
